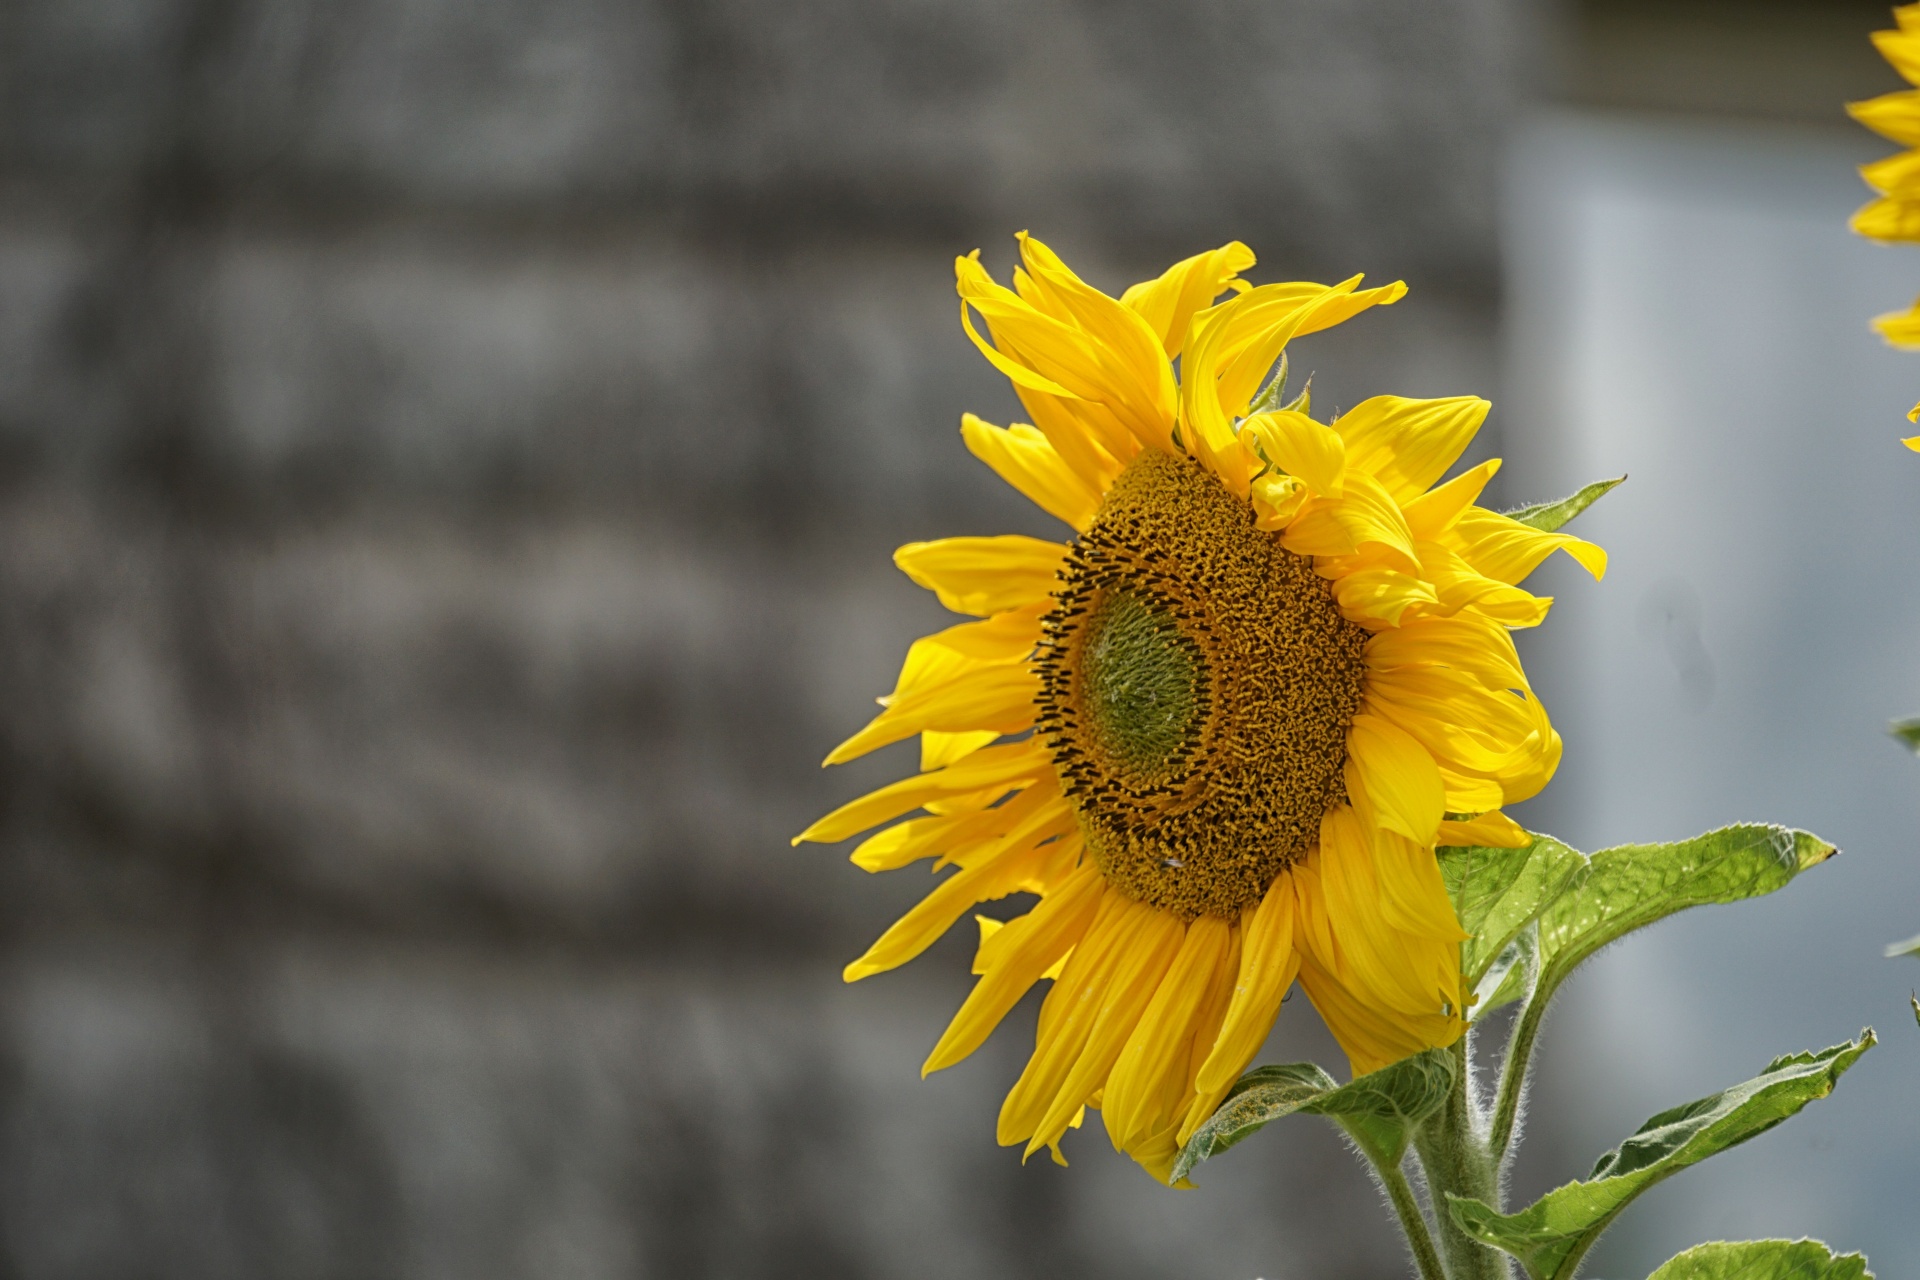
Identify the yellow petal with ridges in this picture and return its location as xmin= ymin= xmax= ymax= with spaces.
xmin=998 ymin=889 xmax=1143 ymax=1145
xmin=920 ymin=729 xmax=999 ymax=770
xmin=1335 ymin=395 xmax=1489 ymax=504
xmin=824 ymin=659 xmax=1038 ymax=765
xmin=1279 ymin=471 xmax=1419 ymax=572
xmin=961 ymin=414 xmax=1103 ymax=529
xmin=1193 ymin=874 xmax=1300 ymax=1095
xmin=1436 ymin=810 xmax=1531 ymax=848
xmin=1403 ymin=457 xmax=1501 ymax=539
xmin=1445 ymin=506 xmax=1606 ymax=585
xmin=1025 ymin=904 xmax=1184 ymax=1160
xmin=894 ymin=535 xmax=1066 ymax=616
xmin=1102 ymin=915 xmax=1233 ymax=1154
xmin=795 ymin=742 xmax=1050 ymax=844
xmin=845 ymin=826 xmax=1069 ymax=982
xmin=1120 ymin=241 xmax=1257 ymax=359
xmin=1241 ymin=409 xmax=1347 ymax=497
xmin=1346 ymin=713 xmax=1446 ymax=846
xmin=926 ymin=872 xmax=1104 ymax=1071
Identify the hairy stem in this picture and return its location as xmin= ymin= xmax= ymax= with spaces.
xmin=1414 ymin=1037 xmax=1510 ymax=1280
xmin=1379 ymin=1161 xmax=1449 ymax=1280
xmin=1489 ymin=992 xmax=1547 ymax=1162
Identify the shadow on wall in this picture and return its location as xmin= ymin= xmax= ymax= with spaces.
xmin=0 ymin=2 xmax=1520 ymax=1277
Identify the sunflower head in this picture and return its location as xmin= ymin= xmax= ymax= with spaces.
xmin=797 ymin=233 xmax=1605 ymax=1184
xmin=1037 ymin=447 xmax=1369 ymax=920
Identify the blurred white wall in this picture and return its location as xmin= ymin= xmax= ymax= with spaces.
xmin=1503 ymin=111 xmax=1920 ymax=1276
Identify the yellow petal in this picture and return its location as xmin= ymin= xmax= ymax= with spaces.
xmin=1296 ymin=837 xmax=1463 ymax=1076
xmin=912 ymin=604 xmax=1047 ymax=664
xmin=824 ymin=659 xmax=1038 ymax=764
xmin=1335 ymin=395 xmax=1489 ymax=504
xmin=1179 ymin=280 xmax=1361 ymax=492
xmin=1444 ymin=507 xmax=1606 ymax=585
xmin=1103 ymin=915 xmax=1234 ymax=1154
xmin=844 ymin=819 xmax=1070 ymax=982
xmin=1346 ymin=713 xmax=1446 ymax=846
xmin=849 ymin=803 xmax=1019 ymax=873
xmin=1415 ymin=539 xmax=1555 ymax=629
xmin=1364 ymin=611 xmax=1528 ymax=692
xmin=894 ymin=535 xmax=1066 ymax=616
xmin=961 ymin=414 xmax=1103 ymax=529
xmin=1173 ymin=924 xmax=1246 ymax=1148
xmin=998 ymin=890 xmax=1147 ymax=1147
xmin=1279 ymin=471 xmax=1418 ymax=571
xmin=1851 ymin=193 xmax=1920 ymax=243
xmin=1873 ymin=299 xmax=1920 ymax=348
xmin=1241 ymin=409 xmax=1348 ymax=497
xmin=1860 ymin=147 xmax=1920 ymax=196
xmin=1436 ymin=810 xmax=1531 ymax=848
xmin=1438 ymin=766 xmax=1505 ymax=814
xmin=1250 ymin=472 xmax=1308 ymax=530
xmin=1874 ymin=26 xmax=1920 ymax=85
xmin=1322 ymin=555 xmax=1442 ymax=629
xmin=1002 ymin=233 xmax=1181 ymax=455
xmin=1024 ymin=903 xmax=1185 ymax=1160
xmin=795 ymin=742 xmax=1050 ymax=844
xmin=1402 ymin=458 xmax=1501 ymax=540
xmin=920 ymin=729 xmax=999 ymax=770
xmin=1015 ymin=380 xmax=1137 ymax=480
xmin=1297 ymin=953 xmax=1457 ymax=1077
xmin=1850 ymin=89 xmax=1920 ymax=146
xmin=924 ymin=863 xmax=1107 ymax=1074
xmin=972 ymin=912 xmax=1071 ymax=982
xmin=1119 ymin=241 xmax=1257 ymax=359
xmin=1193 ymin=874 xmax=1300 ymax=1095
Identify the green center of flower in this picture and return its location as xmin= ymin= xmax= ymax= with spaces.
xmin=1079 ymin=589 xmax=1206 ymax=782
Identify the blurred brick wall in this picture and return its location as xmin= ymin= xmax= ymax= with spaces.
xmin=0 ymin=3 xmax=1525 ymax=1277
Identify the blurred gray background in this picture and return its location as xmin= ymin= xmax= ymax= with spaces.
xmin=0 ymin=1 xmax=1913 ymax=1278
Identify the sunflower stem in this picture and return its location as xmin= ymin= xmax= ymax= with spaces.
xmin=1413 ymin=1036 xmax=1510 ymax=1280
xmin=1378 ymin=1159 xmax=1449 ymax=1280
xmin=1488 ymin=989 xmax=1547 ymax=1164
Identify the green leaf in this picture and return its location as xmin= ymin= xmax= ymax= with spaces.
xmin=1647 ymin=1238 xmax=1872 ymax=1280
xmin=1450 ymin=1033 xmax=1876 ymax=1280
xmin=1440 ymin=836 xmax=1590 ymax=1000
xmin=1889 ymin=717 xmax=1920 ymax=754
xmin=1474 ymin=923 xmax=1538 ymax=1018
xmin=1884 ymin=932 xmax=1920 ymax=958
xmin=1535 ymin=825 xmax=1836 ymax=1011
xmin=1504 ymin=475 xmax=1625 ymax=532
xmin=1172 ymin=1048 xmax=1454 ymax=1182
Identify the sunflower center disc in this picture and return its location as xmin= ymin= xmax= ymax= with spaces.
xmin=1035 ymin=449 xmax=1371 ymax=920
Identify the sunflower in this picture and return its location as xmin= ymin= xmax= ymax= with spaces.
xmin=1850 ymin=0 xmax=1920 ymax=441
xmin=796 ymin=234 xmax=1604 ymax=1185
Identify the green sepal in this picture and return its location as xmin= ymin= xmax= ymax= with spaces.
xmin=1647 ymin=1238 xmax=1872 ymax=1279
xmin=1888 ymin=717 xmax=1920 ymax=753
xmin=1172 ymin=1048 xmax=1454 ymax=1182
xmin=1449 ymin=1032 xmax=1876 ymax=1280
xmin=1504 ymin=475 xmax=1625 ymax=532
xmin=1439 ymin=835 xmax=1589 ymax=1007
xmin=1534 ymin=825 xmax=1836 ymax=1015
